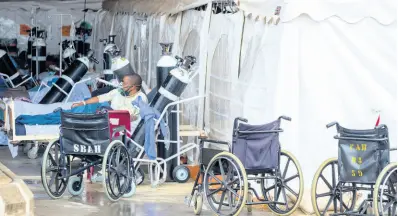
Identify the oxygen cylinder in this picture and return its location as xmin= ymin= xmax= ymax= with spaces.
xmin=131 ymin=56 xmax=196 ymax=179
xmin=112 ymin=56 xmax=134 ymax=81
xmin=102 ymin=35 xmax=117 ymax=81
xmin=156 ymin=43 xmax=177 ymax=88
xmin=39 ymin=52 xmax=92 ymax=104
xmin=155 ymin=43 xmax=179 ymax=181
xmin=0 ymin=49 xmax=23 ymax=87
xmin=63 ymin=44 xmax=76 ymax=68
xmin=31 ymin=38 xmax=46 ymax=75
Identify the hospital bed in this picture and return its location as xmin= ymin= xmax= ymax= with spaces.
xmin=0 ymin=73 xmax=112 ymax=159
xmin=1 ymin=99 xmax=73 ymax=159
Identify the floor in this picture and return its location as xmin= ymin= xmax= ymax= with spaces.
xmin=0 ymin=146 xmax=272 ymax=216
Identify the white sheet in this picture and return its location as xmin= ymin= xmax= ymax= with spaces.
xmin=24 ymin=125 xmax=60 ymax=136
xmin=13 ymin=100 xmax=73 ymax=136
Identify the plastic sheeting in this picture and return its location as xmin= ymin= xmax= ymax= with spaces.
xmin=179 ymin=10 xmax=206 ymax=128
xmin=205 ymin=11 xmax=244 ymax=143
xmin=0 ymin=6 xmax=98 ymax=54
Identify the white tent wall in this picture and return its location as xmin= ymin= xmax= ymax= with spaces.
xmin=205 ymin=11 xmax=244 ymax=143
xmin=95 ymin=2 xmax=396 ymax=211
xmin=178 ymin=10 xmax=205 ymax=126
xmin=276 ymin=0 xmax=397 ymax=189
xmin=0 ymin=1 xmax=100 ymax=55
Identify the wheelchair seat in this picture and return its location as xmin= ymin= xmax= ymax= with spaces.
xmin=60 ymin=111 xmax=111 ymax=156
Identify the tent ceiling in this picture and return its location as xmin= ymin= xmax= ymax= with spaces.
xmin=102 ymin=0 xmax=211 ymax=15
xmin=103 ymin=0 xmax=396 ymax=24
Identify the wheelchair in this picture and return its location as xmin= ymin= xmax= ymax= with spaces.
xmin=187 ymin=116 xmax=304 ymax=216
xmin=311 ymin=122 xmax=397 ymax=216
xmin=41 ymin=110 xmax=135 ymax=202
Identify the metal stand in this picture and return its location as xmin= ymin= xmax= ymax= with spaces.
xmin=48 ymin=14 xmax=73 ymax=77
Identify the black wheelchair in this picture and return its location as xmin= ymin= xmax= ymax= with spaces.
xmin=40 ymin=111 xmax=135 ymax=201
xmin=187 ymin=116 xmax=304 ymax=216
xmin=311 ymin=122 xmax=397 ymax=216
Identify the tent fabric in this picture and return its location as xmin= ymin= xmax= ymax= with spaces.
xmin=281 ymin=0 xmax=396 ymax=24
xmin=205 ymin=11 xmax=244 ymax=142
xmin=0 ymin=0 xmax=101 ymax=11
xmin=102 ymin=0 xmax=210 ymax=15
xmin=275 ymin=16 xmax=397 ymax=187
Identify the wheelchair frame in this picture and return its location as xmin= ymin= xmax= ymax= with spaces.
xmin=40 ymin=111 xmax=134 ymax=202
xmin=311 ymin=122 xmax=397 ymax=216
xmin=115 ymin=95 xmax=205 ymax=187
xmin=187 ymin=116 xmax=304 ymax=216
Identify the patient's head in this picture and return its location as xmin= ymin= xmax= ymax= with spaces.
xmin=122 ymin=74 xmax=142 ymax=95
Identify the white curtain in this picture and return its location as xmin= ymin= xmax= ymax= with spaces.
xmin=205 ymin=11 xmax=244 ymax=143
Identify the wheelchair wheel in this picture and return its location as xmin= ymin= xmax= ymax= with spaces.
xmin=373 ymin=162 xmax=397 ymax=216
xmin=67 ymin=176 xmax=84 ymax=196
xmin=123 ymin=177 xmax=137 ymax=198
xmin=41 ymin=140 xmax=70 ymax=199
xmin=135 ymin=167 xmax=145 ymax=185
xmin=173 ymin=165 xmax=190 ymax=183
xmin=193 ymin=192 xmax=203 ymax=215
xmin=311 ymin=158 xmax=357 ymax=216
xmin=203 ymin=152 xmax=248 ymax=216
xmin=261 ymin=150 xmax=304 ymax=215
xmin=102 ymin=140 xmax=131 ymax=202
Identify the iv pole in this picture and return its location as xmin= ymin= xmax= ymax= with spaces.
xmin=48 ymin=14 xmax=72 ymax=76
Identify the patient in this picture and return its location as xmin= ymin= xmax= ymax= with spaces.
xmin=72 ymin=73 xmax=148 ymax=126
xmin=15 ymin=74 xmax=148 ymax=130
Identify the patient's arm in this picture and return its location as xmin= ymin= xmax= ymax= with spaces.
xmin=72 ymin=96 xmax=100 ymax=108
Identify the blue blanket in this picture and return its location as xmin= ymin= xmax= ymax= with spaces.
xmin=15 ymin=102 xmax=110 ymax=125
xmin=132 ymin=96 xmax=169 ymax=160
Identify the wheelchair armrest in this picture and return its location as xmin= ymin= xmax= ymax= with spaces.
xmin=199 ymin=138 xmax=229 ymax=145
xmin=112 ymin=126 xmax=126 ymax=136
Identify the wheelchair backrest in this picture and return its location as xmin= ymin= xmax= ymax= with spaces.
xmin=60 ymin=111 xmax=110 ymax=155
xmin=232 ymin=119 xmax=281 ymax=172
xmin=336 ymin=124 xmax=390 ymax=184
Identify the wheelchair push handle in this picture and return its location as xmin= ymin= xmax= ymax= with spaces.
xmin=326 ymin=121 xmax=339 ymax=129
xmin=279 ymin=116 xmax=291 ymax=121
xmin=236 ymin=117 xmax=248 ymax=123
xmin=233 ymin=117 xmax=248 ymax=134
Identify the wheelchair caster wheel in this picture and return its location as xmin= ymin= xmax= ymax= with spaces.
xmin=135 ymin=168 xmax=145 ymax=185
xmin=68 ymin=176 xmax=84 ymax=196
xmin=172 ymin=165 xmax=190 ymax=183
xmin=193 ymin=193 xmax=203 ymax=215
xmin=123 ymin=179 xmax=136 ymax=198
xmin=27 ymin=146 xmax=38 ymax=159
xmin=23 ymin=142 xmax=32 ymax=154
xmin=246 ymin=192 xmax=253 ymax=212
